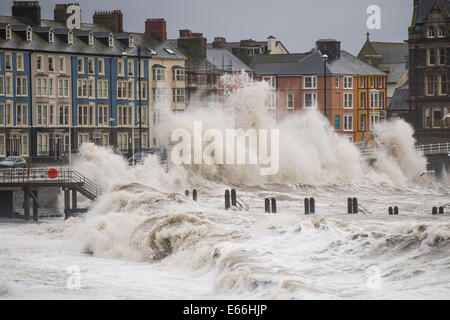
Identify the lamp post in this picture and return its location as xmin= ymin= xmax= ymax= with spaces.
xmin=322 ymin=54 xmax=328 ymax=119
xmin=123 ymin=45 xmax=143 ymax=166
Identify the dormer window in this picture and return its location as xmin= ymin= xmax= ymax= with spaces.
xmin=6 ymin=25 xmax=12 ymax=40
xmin=428 ymin=26 xmax=435 ymax=38
xmin=439 ymin=26 xmax=445 ymax=38
xmin=128 ymin=34 xmax=134 ymax=48
xmin=89 ymin=34 xmax=94 ymax=46
xmin=68 ymin=31 xmax=73 ymax=45
xmin=26 ymin=28 xmax=32 ymax=42
xmin=49 ymin=30 xmax=54 ymax=43
xmin=108 ymin=34 xmax=114 ymax=47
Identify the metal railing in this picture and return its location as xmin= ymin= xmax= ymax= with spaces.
xmin=236 ymin=194 xmax=249 ymax=211
xmin=0 ymin=168 xmax=103 ymax=200
xmin=359 ymin=142 xmax=450 ymax=159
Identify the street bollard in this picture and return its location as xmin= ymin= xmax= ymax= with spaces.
xmin=432 ymin=207 xmax=438 ymax=215
xmin=225 ymin=190 xmax=230 ymax=210
xmin=439 ymin=206 xmax=444 ymax=214
xmin=309 ymin=197 xmax=315 ymax=214
xmin=231 ymin=189 xmax=237 ymax=207
xmin=389 ymin=207 xmax=393 ymax=215
xmin=265 ymin=198 xmax=271 ymax=213
xmin=352 ymin=198 xmax=358 ymax=214
xmin=271 ymin=198 xmax=277 ymax=214
xmin=185 ymin=190 xmax=189 ymax=197
xmin=192 ymin=189 xmax=197 ymax=202
xmin=304 ymin=198 xmax=310 ymax=215
xmin=347 ymin=198 xmax=353 ymax=214
xmin=394 ymin=206 xmax=399 ymax=215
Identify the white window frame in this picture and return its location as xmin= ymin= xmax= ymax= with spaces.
xmin=98 ymin=58 xmax=105 ymax=75
xmin=6 ymin=26 xmax=12 ymax=40
xmin=108 ymin=34 xmax=114 ymax=47
xmin=127 ymin=60 xmax=134 ymax=77
xmin=118 ymin=59 xmax=124 ymax=77
xmin=88 ymin=58 xmax=94 ymax=74
xmin=172 ymin=88 xmax=185 ymax=103
xmin=16 ymin=53 xmax=24 ymax=71
xmin=98 ymin=105 xmax=108 ymax=126
xmin=287 ymin=92 xmax=294 ymax=109
xmin=303 ymin=92 xmax=317 ymax=108
xmin=117 ymin=132 xmax=128 ymax=152
xmin=5 ymin=52 xmax=12 ymax=71
xmin=140 ymin=81 xmax=148 ymax=100
xmin=97 ymin=79 xmax=108 ymax=99
xmin=48 ymin=56 xmax=55 ymax=72
xmin=49 ymin=31 xmax=54 ymax=43
xmin=428 ymin=48 xmax=436 ymax=66
xmin=370 ymin=91 xmax=380 ymax=109
xmin=343 ymin=93 xmax=353 ymax=109
xmin=344 ymin=76 xmax=353 ymax=89
xmin=428 ymin=26 xmax=435 ymax=38
xmin=172 ymin=68 xmax=185 ymax=82
xmin=370 ymin=113 xmax=380 ymax=130
xmin=58 ymin=56 xmax=65 ymax=73
xmin=343 ymin=114 xmax=353 ymax=132
xmin=26 ymin=29 xmax=32 ymax=42
xmin=16 ymin=76 xmax=28 ymax=96
xmin=58 ymin=105 xmax=70 ymax=126
xmin=4 ymin=74 xmax=12 ymax=96
xmin=78 ymin=57 xmax=84 ymax=74
xmin=37 ymin=133 xmax=49 ymax=156
xmin=58 ymin=78 xmax=69 ymax=97
xmin=0 ymin=103 xmax=12 ymax=126
xmin=0 ymin=75 xmax=4 ymax=96
xmin=118 ymin=104 xmax=132 ymax=126
xmin=36 ymin=77 xmax=48 ymax=97
xmin=48 ymin=77 xmax=55 ymax=97
xmin=68 ymin=31 xmax=73 ymax=45
xmin=152 ymin=67 xmax=166 ymax=81
xmin=152 ymin=88 xmax=166 ymax=104
xmin=20 ymin=134 xmax=29 ymax=156
xmin=263 ymin=76 xmax=276 ymax=89
xmin=36 ymin=55 xmax=43 ymax=72
xmin=37 ymin=104 xmax=48 ymax=126
xmin=89 ymin=34 xmax=94 ymax=46
xmin=303 ymin=76 xmax=317 ymax=89
xmin=335 ymin=76 xmax=339 ymax=88
xmin=77 ymin=104 xmax=94 ymax=127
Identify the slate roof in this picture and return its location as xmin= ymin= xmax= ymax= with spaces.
xmin=415 ymin=0 xmax=450 ymax=24
xmin=369 ymin=42 xmax=408 ymax=64
xmin=389 ymin=85 xmax=409 ymax=111
xmin=0 ymin=15 xmax=185 ymax=60
xmin=206 ymin=47 xmax=252 ymax=72
xmin=251 ymin=50 xmax=385 ymax=76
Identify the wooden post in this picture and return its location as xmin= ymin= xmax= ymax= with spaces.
xmin=32 ymin=190 xmax=38 ymax=222
xmin=304 ymin=198 xmax=310 ymax=215
xmin=23 ymin=188 xmax=30 ymax=221
xmin=309 ymin=197 xmax=315 ymax=214
xmin=352 ymin=198 xmax=358 ymax=214
xmin=265 ymin=198 xmax=270 ymax=213
xmin=271 ymin=198 xmax=277 ymax=214
xmin=225 ymin=190 xmax=230 ymax=210
xmin=64 ymin=189 xmax=71 ymax=220
xmin=231 ymin=189 xmax=237 ymax=207
xmin=347 ymin=198 xmax=352 ymax=214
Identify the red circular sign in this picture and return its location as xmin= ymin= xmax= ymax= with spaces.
xmin=48 ymin=168 xmax=58 ymax=179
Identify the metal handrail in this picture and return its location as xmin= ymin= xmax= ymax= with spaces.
xmin=359 ymin=142 xmax=450 ymax=159
xmin=0 ymin=168 xmax=103 ymax=200
xmin=235 ymin=194 xmax=249 ymax=211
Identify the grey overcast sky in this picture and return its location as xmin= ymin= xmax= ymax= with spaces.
xmin=0 ymin=0 xmax=412 ymax=55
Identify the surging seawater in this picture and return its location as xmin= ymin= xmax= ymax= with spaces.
xmin=0 ymin=77 xmax=448 ymax=299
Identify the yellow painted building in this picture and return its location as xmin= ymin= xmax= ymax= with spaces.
xmin=355 ymin=74 xmax=388 ymax=145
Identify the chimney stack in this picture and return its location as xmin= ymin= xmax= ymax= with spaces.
xmin=145 ymin=18 xmax=167 ymax=41
xmin=12 ymin=1 xmax=41 ymax=26
xmin=212 ymin=37 xmax=226 ymax=48
xmin=267 ymin=35 xmax=276 ymax=53
xmin=54 ymin=3 xmax=80 ymax=26
xmin=177 ymin=29 xmax=206 ymax=58
xmin=93 ymin=10 xmax=123 ymax=33
xmin=316 ymin=39 xmax=341 ymax=60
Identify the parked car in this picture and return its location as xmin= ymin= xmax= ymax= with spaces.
xmin=0 ymin=156 xmax=27 ymax=168
xmin=128 ymin=148 xmax=166 ymax=165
